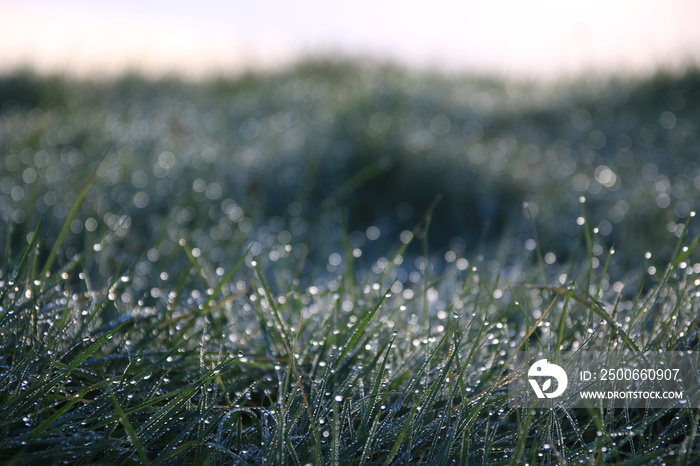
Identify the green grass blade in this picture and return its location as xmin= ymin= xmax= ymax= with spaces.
xmin=180 ymin=238 xmax=211 ymax=290
xmin=525 ymin=202 xmax=549 ymax=285
xmin=516 ymin=284 xmax=640 ymax=352
xmin=109 ymin=388 xmax=151 ymax=466
xmin=379 ymin=195 xmax=441 ymax=285
xmin=40 ymin=148 xmax=111 ymax=281
xmin=326 ymin=159 xmax=388 ymax=204
xmin=335 ymin=284 xmax=392 ymax=369
xmin=202 ymin=248 xmax=250 ymax=312
xmin=254 ymin=263 xmax=322 ymax=465
xmin=23 ymin=380 xmax=108 ymax=441
xmin=555 ymin=286 xmax=573 ymax=354
xmin=0 ymin=219 xmax=41 ymax=310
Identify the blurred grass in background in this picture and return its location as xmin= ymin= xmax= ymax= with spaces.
xmin=2 ymin=62 xmax=698 ymax=292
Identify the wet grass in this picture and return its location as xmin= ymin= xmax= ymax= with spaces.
xmin=1 ymin=62 xmax=700 ymax=463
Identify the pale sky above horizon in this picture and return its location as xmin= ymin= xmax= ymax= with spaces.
xmin=2 ymin=0 xmax=700 ymax=80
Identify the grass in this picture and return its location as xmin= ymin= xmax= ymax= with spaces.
xmin=1 ymin=61 xmax=700 ymax=464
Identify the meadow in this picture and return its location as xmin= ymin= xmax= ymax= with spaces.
xmin=1 ymin=61 xmax=699 ymax=464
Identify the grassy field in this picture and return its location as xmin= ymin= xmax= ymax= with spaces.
xmin=1 ymin=62 xmax=700 ymax=464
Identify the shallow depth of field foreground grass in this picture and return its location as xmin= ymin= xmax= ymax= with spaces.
xmin=1 ymin=63 xmax=700 ymax=464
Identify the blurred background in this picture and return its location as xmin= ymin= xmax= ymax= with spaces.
xmin=2 ymin=0 xmax=700 ymax=294
xmin=2 ymin=0 xmax=700 ymax=80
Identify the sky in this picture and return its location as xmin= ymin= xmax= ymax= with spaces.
xmin=2 ymin=0 xmax=700 ymax=80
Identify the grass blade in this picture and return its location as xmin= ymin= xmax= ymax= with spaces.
xmin=40 ymin=148 xmax=111 ymax=281
xmin=335 ymin=284 xmax=392 ymax=369
xmin=516 ymin=284 xmax=640 ymax=352
xmin=109 ymin=388 xmax=151 ymax=466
